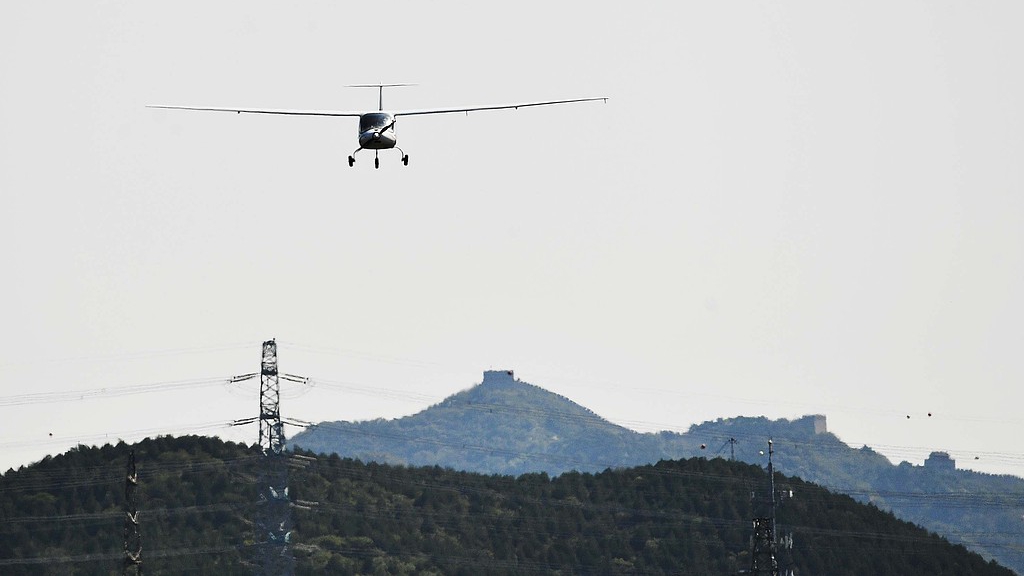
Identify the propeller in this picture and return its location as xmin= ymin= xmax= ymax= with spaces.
xmin=371 ymin=118 xmax=397 ymax=140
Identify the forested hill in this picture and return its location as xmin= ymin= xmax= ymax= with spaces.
xmin=0 ymin=435 xmax=1015 ymax=575
xmin=289 ymin=370 xmax=1024 ymax=574
xmin=290 ymin=369 xmax=690 ymax=475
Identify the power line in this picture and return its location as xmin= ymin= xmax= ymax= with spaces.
xmin=0 ymin=545 xmax=248 ymax=567
xmin=0 ymin=342 xmax=260 ymax=370
xmin=275 ymin=340 xmax=439 ymax=369
xmin=294 ymin=375 xmax=1024 ymax=470
xmin=2 ymin=358 xmax=1022 ymax=473
xmin=0 ymin=420 xmax=241 ymax=457
xmin=0 ymin=374 xmax=255 ymax=408
xmin=1 ymin=340 xmax=1022 ymax=574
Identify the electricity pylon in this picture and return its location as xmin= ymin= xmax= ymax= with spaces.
xmin=254 ymin=339 xmax=294 ymax=576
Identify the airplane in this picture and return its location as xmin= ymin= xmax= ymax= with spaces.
xmin=148 ymin=84 xmax=607 ymax=168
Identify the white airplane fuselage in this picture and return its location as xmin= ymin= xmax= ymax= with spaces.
xmin=358 ymin=112 xmax=397 ymax=150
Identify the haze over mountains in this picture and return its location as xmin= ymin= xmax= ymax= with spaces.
xmin=291 ymin=369 xmax=1024 ymax=574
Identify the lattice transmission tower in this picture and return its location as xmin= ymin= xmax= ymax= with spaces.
xmin=745 ymin=439 xmax=794 ymax=576
xmin=749 ymin=516 xmax=778 ymax=576
xmin=254 ymin=339 xmax=294 ymax=576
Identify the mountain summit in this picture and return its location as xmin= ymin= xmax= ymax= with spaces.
xmin=291 ymin=370 xmax=685 ymax=475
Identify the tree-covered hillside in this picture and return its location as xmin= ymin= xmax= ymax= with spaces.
xmin=0 ymin=435 xmax=1015 ymax=575
xmin=0 ymin=436 xmax=259 ymax=575
xmin=688 ymin=416 xmax=1024 ymax=574
xmin=290 ymin=371 xmax=1024 ymax=573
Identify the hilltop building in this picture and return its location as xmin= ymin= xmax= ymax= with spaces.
xmin=811 ymin=414 xmax=827 ymax=435
xmin=479 ymin=369 xmax=519 ymax=391
xmin=925 ymin=451 xmax=956 ymax=471
xmin=792 ymin=414 xmax=828 ymax=435
xmin=483 ymin=369 xmax=516 ymax=382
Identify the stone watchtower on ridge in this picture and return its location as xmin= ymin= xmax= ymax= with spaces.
xmin=925 ymin=451 xmax=956 ymax=471
xmin=481 ymin=369 xmax=517 ymax=387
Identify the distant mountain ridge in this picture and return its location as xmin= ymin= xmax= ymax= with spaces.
xmin=290 ymin=369 xmax=1024 ymax=574
xmin=293 ymin=370 xmax=683 ymax=475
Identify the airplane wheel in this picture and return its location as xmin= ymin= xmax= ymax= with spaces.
xmin=402 ymin=155 xmax=409 ymax=166
xmin=374 ymin=158 xmax=380 ymax=169
xmin=348 ymin=156 xmax=355 ymax=167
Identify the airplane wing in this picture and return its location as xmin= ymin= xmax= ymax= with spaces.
xmin=393 ymin=97 xmax=607 ymax=117
xmin=146 ymin=105 xmax=364 ymax=117
xmin=147 ymin=97 xmax=607 ymax=117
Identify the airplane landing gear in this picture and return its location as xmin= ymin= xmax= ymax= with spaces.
xmin=348 ymin=146 xmax=363 ymax=167
xmin=349 ymin=147 xmax=407 ymax=168
xmin=393 ymin=146 xmax=409 ymax=167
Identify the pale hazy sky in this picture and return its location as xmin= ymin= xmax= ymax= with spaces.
xmin=2 ymin=2 xmax=1022 ymax=477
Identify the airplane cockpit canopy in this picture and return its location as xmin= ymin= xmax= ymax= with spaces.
xmin=359 ymin=112 xmax=393 ymax=132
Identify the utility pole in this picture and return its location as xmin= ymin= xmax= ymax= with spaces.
xmin=122 ymin=450 xmax=142 ymax=575
xmin=254 ymin=339 xmax=294 ymax=576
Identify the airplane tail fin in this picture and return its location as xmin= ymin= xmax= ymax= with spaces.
xmin=346 ymin=83 xmax=417 ymax=111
